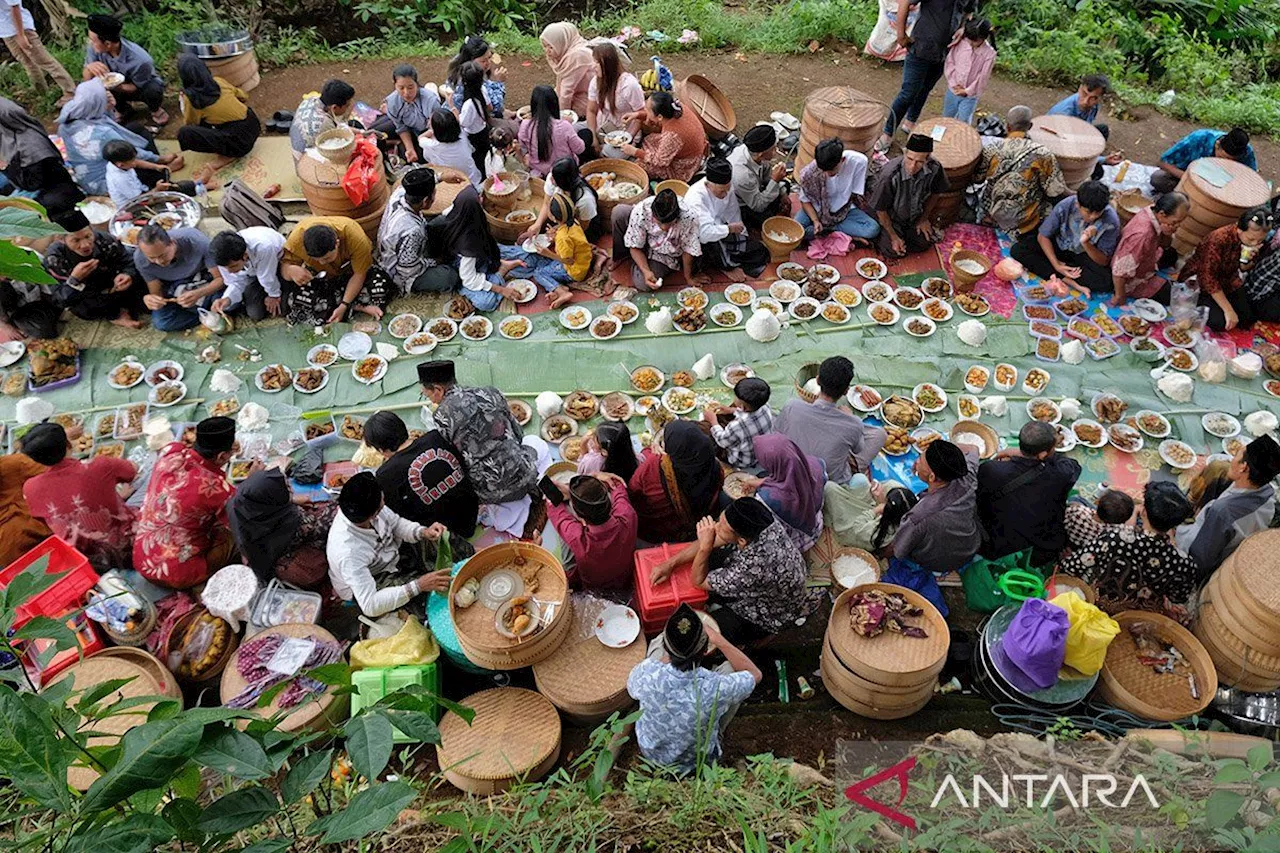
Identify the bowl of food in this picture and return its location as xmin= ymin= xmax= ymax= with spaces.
xmin=630 ymin=365 xmax=665 ymax=394
xmin=149 ymin=380 xmax=187 ymax=408
xmin=292 ymin=367 xmax=329 ymax=394
xmin=720 ymin=363 xmax=755 ymax=388
xmin=600 ymin=392 xmax=635 ymax=422
xmin=964 ymin=365 xmax=990 ymax=394
xmin=787 ymin=297 xmax=820 ymax=322
xmin=956 ymin=394 xmax=981 ymax=420
xmin=1162 ymin=325 xmax=1199 ymax=349
xmin=810 ymin=263 xmax=839 ymax=285
xmin=603 ymin=130 xmax=633 ymax=148
xmin=662 ymin=386 xmax=697 ymax=415
xmin=1107 ymin=423 xmax=1144 ymax=453
xmin=775 ymin=262 xmax=808 ymax=284
xmin=893 ymin=286 xmax=924 ymax=311
xmin=1135 ymin=410 xmax=1171 ymax=438
xmin=881 ymin=395 xmax=923 ymax=429
xmin=1091 ymin=392 xmax=1127 ymax=424
xmin=388 ymin=313 xmax=423 ymax=339
xmin=820 ymin=302 xmax=851 ymax=324
xmin=144 ymin=360 xmax=183 ymax=387
xmin=1130 ymin=336 xmax=1165 ymax=363
xmin=869 ymin=302 xmax=899 ymax=326
xmin=922 ymin=277 xmax=952 ymax=300
xmin=1022 ymin=368 xmax=1050 ymax=395
xmin=752 ymin=296 xmax=783 ymax=316
xmin=564 ymin=390 xmax=599 ymax=421
xmin=1026 ymin=397 xmax=1061 ymax=424
xmin=254 ymin=363 xmax=292 ymax=393
xmin=768 ymin=280 xmax=802 ymax=303
xmin=460 ymin=316 xmax=493 ymax=341
xmin=607 ymin=300 xmax=640 ymax=324
xmin=904 ymin=316 xmax=936 ymax=337
xmin=710 ymin=304 xmax=742 ymax=327
xmin=1165 ymin=348 xmax=1197 ymax=372
xmin=559 ymin=306 xmax=591 ymax=331
xmin=504 ymin=209 xmax=538 ymax=225
xmin=540 ymin=414 xmax=577 ymax=444
xmin=993 ymin=363 xmax=1018 ymax=392
xmin=1053 ymin=423 xmax=1078 ymax=453
xmin=307 ymin=343 xmax=339 ymax=367
xmin=427 ymin=317 xmax=459 ymax=342
xmin=921 ymin=298 xmax=952 ymax=322
xmin=830 ymin=284 xmax=862 ymax=308
xmin=724 ymin=283 xmax=756 ymax=306
xmin=955 ymin=293 xmax=990 ymax=316
xmin=862 ymin=281 xmax=892 ymax=303
xmin=913 ymin=382 xmax=947 ymax=413
xmin=589 ymin=316 xmax=621 ymax=340
xmin=677 ymin=287 xmax=709 ymax=310
xmin=1159 ymin=439 xmax=1197 ymax=470
xmin=508 ymin=399 xmax=533 ymax=427
xmin=856 ymin=258 xmax=887 ymax=280
xmin=402 ymin=331 xmax=438 ymax=355
xmin=498 ymin=315 xmax=533 ymax=340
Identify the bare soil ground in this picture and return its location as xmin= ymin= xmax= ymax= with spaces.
xmin=243 ymin=47 xmax=1280 ymax=180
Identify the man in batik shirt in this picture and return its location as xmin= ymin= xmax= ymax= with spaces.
xmin=975 ymin=106 xmax=1069 ymax=236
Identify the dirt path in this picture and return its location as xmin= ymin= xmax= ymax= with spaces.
xmin=244 ymin=47 xmax=1280 ymax=182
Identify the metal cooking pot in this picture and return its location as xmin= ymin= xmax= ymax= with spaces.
xmin=1214 ymin=687 xmax=1280 ymax=738
xmin=175 ymin=27 xmax=252 ymax=58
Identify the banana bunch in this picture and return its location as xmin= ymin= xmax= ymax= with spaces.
xmin=640 ymin=67 xmax=660 ymax=93
xmin=175 ymin=611 xmax=232 ymax=679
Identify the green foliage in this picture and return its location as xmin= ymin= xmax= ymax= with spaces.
xmin=343 ymin=0 xmax=531 ymax=36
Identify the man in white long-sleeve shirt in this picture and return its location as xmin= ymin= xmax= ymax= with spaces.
xmin=682 ymin=158 xmax=770 ymax=282
xmin=326 ymin=471 xmax=451 ymax=618
xmin=209 ymin=227 xmax=284 ymax=321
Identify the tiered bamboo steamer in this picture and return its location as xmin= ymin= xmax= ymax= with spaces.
xmin=676 ymin=74 xmax=736 ymax=139
xmin=1097 ymin=610 xmax=1216 ymax=721
xmin=1028 ymin=115 xmax=1104 ymax=190
xmin=913 ymin=117 xmax=981 ymax=227
xmin=204 ymin=49 xmax=260 ymax=92
xmin=49 ymin=648 xmax=181 ymax=790
xmin=483 ymin=179 xmax=547 ymax=244
xmin=580 ymin=158 xmax=649 ymax=220
xmin=450 ymin=542 xmax=572 ymax=670
xmin=794 ymin=87 xmax=889 ymax=171
xmin=1173 ymin=157 xmax=1270 ymax=256
xmin=436 ymin=687 xmax=561 ymax=794
xmin=220 ymin=623 xmax=348 ymax=733
xmin=423 ymin=166 xmax=471 ymax=217
xmin=821 ymin=583 xmax=949 ymax=720
xmin=533 ymin=601 xmax=645 ymax=724
xmin=297 ymin=148 xmax=389 ymax=240
xmin=1193 ymin=530 xmax=1280 ymax=692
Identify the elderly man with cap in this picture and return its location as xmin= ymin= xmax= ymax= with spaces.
xmin=546 ymin=472 xmax=637 ymax=593
xmin=706 ymin=377 xmax=773 ymax=470
xmin=1178 ymin=434 xmax=1280 ymax=578
xmin=419 ymin=360 xmax=537 ymax=506
xmin=627 ymin=602 xmax=762 ymax=774
xmin=868 ymin=133 xmax=951 ymax=258
xmin=326 ymin=472 xmax=450 ymax=620
xmin=651 ymin=497 xmax=810 ymax=644
xmin=682 ymin=158 xmax=770 ymax=283
xmin=133 ymin=417 xmax=243 ymax=589
xmin=83 ymin=14 xmax=167 ymax=125
xmin=729 ymin=125 xmax=792 ymax=232
xmin=376 ymin=167 xmax=453 ymax=295
xmin=978 ymin=421 xmax=1082 ymax=565
xmin=974 ymin=106 xmax=1068 ymax=237
xmin=43 ymin=207 xmax=146 ymax=328
xmin=891 ymin=439 xmax=981 ymax=574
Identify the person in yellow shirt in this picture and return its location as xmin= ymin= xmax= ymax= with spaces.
xmin=280 ymin=216 xmax=394 ymax=325
xmin=526 ymin=192 xmax=606 ymax=308
xmin=176 ymin=54 xmax=261 ymax=170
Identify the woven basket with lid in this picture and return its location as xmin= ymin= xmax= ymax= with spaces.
xmin=911 ymin=117 xmax=982 ymax=182
xmin=533 ymin=601 xmax=644 ymax=723
xmin=676 ymin=75 xmax=736 ymax=139
xmin=1174 ymin=157 xmax=1270 ymax=255
xmin=436 ymin=687 xmax=561 ymax=794
xmin=220 ymin=623 xmax=348 ymax=733
xmin=825 ymin=583 xmax=949 ymax=688
xmin=795 ymin=87 xmax=888 ymax=169
xmin=1028 ymin=115 xmax=1104 ymax=190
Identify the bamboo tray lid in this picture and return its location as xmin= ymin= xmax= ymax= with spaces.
xmin=220 ymin=623 xmax=347 ymax=733
xmin=423 ymin=166 xmax=471 ymax=217
xmin=436 ymin=688 xmax=561 ymax=792
xmin=297 ymin=148 xmax=384 ymax=187
xmin=49 ymin=649 xmax=182 ymax=790
xmin=677 ymin=74 xmax=735 ymax=136
xmin=533 ymin=601 xmax=645 ymax=708
xmin=826 ymin=584 xmax=949 ymax=682
xmin=1098 ymin=611 xmax=1215 ymax=722
xmin=1028 ymin=115 xmax=1105 ymax=160
xmin=451 ymin=542 xmax=569 ymax=654
xmin=1183 ymin=157 xmax=1270 ymax=209
xmin=1220 ymin=529 xmax=1280 ymax=619
xmin=912 ymin=117 xmax=982 ymax=176
xmin=803 ymin=87 xmax=888 ymax=130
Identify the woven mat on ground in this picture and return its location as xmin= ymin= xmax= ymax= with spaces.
xmin=158 ymin=136 xmax=305 ymax=203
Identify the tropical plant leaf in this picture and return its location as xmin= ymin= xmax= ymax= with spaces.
xmin=380 ymin=709 xmax=441 ymax=744
xmin=344 ymin=712 xmax=394 ymax=780
xmin=0 ymin=207 xmax=64 ymax=239
xmin=0 ymin=240 xmax=57 ymax=286
xmin=13 ymin=615 xmax=82 ymax=651
xmin=281 ymin=748 xmax=333 ymax=804
xmin=1205 ymin=788 xmax=1247 ymax=829
xmin=80 ymin=718 xmax=206 ymax=812
xmin=64 ymin=814 xmax=174 ymax=853
xmin=1214 ymin=762 xmax=1254 ymax=784
xmin=198 ymin=785 xmax=281 ymax=834
xmin=161 ymin=797 xmax=204 ymax=843
xmin=307 ymin=780 xmax=417 ymax=844
xmin=74 ymin=677 xmax=138 ymax=713
xmin=0 ymin=685 xmax=72 ymax=812
xmin=1247 ymin=742 xmax=1274 ymax=772
xmin=238 ymin=838 xmax=294 ymax=853
xmin=0 ymin=555 xmax=59 ymax=616
xmin=193 ymin=724 xmax=274 ymax=780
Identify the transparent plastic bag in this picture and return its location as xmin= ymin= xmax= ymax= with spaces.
xmin=1196 ymin=338 xmax=1228 ymax=383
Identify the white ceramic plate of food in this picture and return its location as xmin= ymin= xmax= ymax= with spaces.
xmin=1202 ymin=412 xmax=1241 ymax=439
xmin=425 ymin=317 xmax=458 ymax=342
xmin=721 ymin=363 xmax=755 ymax=388
xmin=351 ymin=355 xmax=388 ymax=385
xmin=1026 ymin=397 xmax=1061 ymax=425
xmin=559 ymin=306 xmax=592 ymax=331
xmin=148 ymin=380 xmax=187 ymax=408
xmin=677 ymin=287 xmax=709 ymax=310
xmin=955 ymin=293 xmax=991 ymax=317
xmin=1108 ymin=423 xmax=1144 ymax=453
xmin=292 ymin=367 xmax=330 ymax=395
xmin=768 ymin=280 xmax=802 ymax=304
xmin=509 ymin=399 xmax=533 ymax=427
xmin=830 ymin=284 xmax=862 ymax=308
xmin=855 ymin=257 xmax=888 ymax=280
xmin=787 ymin=297 xmax=821 ymax=322
xmin=912 ymin=382 xmax=948 ymax=413
xmin=144 ymin=359 xmax=183 ymax=387
xmin=254 ymin=364 xmax=293 ymax=393
xmin=710 ymin=303 xmax=743 ymax=327
xmin=751 ymin=296 xmax=784 ymax=316
xmin=0 ymin=341 xmax=26 ymax=368
xmin=498 ymin=315 xmax=533 ymax=340
xmin=1161 ymin=326 xmax=1200 ymax=349
xmin=819 ymin=302 xmax=851 ymax=324
xmin=723 ymin=283 xmax=756 ymax=307
xmin=848 ymin=384 xmax=883 ymax=413
xmin=903 ymin=315 xmax=936 ymax=337
xmin=1159 ymin=439 xmax=1198 ymax=470
xmin=1070 ymin=419 xmax=1108 ymax=448
xmin=107 ymin=359 xmax=145 ymax=390
xmin=662 ymin=386 xmax=697 ymax=415
xmin=600 ymin=392 xmax=635 ymax=422
xmin=893 ymin=286 xmax=925 ymax=311
xmin=456 ymin=316 xmax=491 ymax=341
xmin=920 ymin=298 xmax=953 ymax=323
xmin=775 ymin=262 xmax=808 ymax=284
xmin=868 ymin=302 xmax=899 ymax=326
xmin=402 ymin=331 xmax=438 ymax=355
xmin=387 ymin=312 xmax=423 ymax=339
xmin=1131 ymin=298 xmax=1168 ymax=322
xmin=1164 ymin=347 xmax=1198 ymax=372
xmin=607 ymin=300 xmax=640 ymax=325
xmin=861 ymin=281 xmax=892 ymax=303
xmin=540 ymin=414 xmax=577 ymax=444
xmin=508 ymin=279 xmax=538 ymax=304
xmin=589 ymin=315 xmax=622 ymax=340
xmin=337 ymin=331 xmax=373 ymax=360
xmin=1091 ymin=392 xmax=1128 ymax=424
xmin=1053 ymin=423 xmax=1078 ymax=453
xmin=1134 ymin=410 xmax=1171 ymax=438
xmin=307 ymin=343 xmax=339 ymax=368
xmin=630 ymin=365 xmax=665 ymax=395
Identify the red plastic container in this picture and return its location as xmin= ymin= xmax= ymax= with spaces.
xmin=20 ymin=610 xmax=104 ymax=688
xmin=0 ymin=536 xmax=99 ymax=627
xmin=633 ymin=543 xmax=709 ymax=635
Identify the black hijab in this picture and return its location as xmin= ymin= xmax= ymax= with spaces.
xmin=663 ymin=421 xmax=719 ymax=517
xmin=178 ymin=54 xmax=223 ymax=110
xmin=227 ymin=468 xmax=301 ymax=580
xmin=429 ymin=186 xmax=500 ymax=271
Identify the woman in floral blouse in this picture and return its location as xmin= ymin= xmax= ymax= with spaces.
xmin=1109 ymin=191 xmax=1188 ymax=307
xmin=1179 ymin=206 xmax=1269 ymax=331
xmin=618 ymin=91 xmax=707 ymax=183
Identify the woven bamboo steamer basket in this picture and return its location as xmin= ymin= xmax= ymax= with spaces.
xmin=298 ymin=147 xmax=387 ymax=217
xmin=1216 ymin=529 xmax=1280 ymax=623
xmin=676 ymin=75 xmax=736 ymax=139
xmin=826 ymin=584 xmax=950 ymax=688
xmin=1028 ymin=115 xmax=1104 ymax=190
xmin=580 ymin=158 xmax=649 ymax=220
xmin=483 ymin=179 xmax=546 ymax=244
xmin=1193 ymin=598 xmax=1280 ymax=692
xmin=49 ymin=648 xmax=182 ymax=790
xmin=949 ymin=420 xmax=1000 ymax=460
xmin=204 ymin=49 xmax=260 ymax=92
xmin=762 ymin=216 xmax=803 ymax=262
xmin=821 ymin=637 xmax=933 ymax=697
xmin=829 ymin=547 xmax=882 ymax=598
xmin=1186 ymin=201 xmax=1234 ymax=231
xmin=930 ymin=189 xmax=965 ymax=228
xmin=1177 ymin=157 xmax=1270 ymax=219
xmin=821 ymin=651 xmax=934 ymax=719
xmin=220 ymin=623 xmax=348 ymax=733
xmin=654 ymin=179 xmax=689 ymax=197
xmin=1173 ymin=233 xmax=1197 ymax=257
xmin=793 ymin=361 xmax=821 ymax=403
xmin=948 ymin=248 xmax=992 ymax=293
xmin=1096 ymin=610 xmax=1216 ymax=722
xmin=1046 ymin=573 xmax=1097 ymax=605
xmin=533 ymin=603 xmax=645 ymax=723
xmin=303 ymin=177 xmax=388 ymax=220
xmin=795 ymin=87 xmax=888 ymax=169
xmin=352 ymin=202 xmax=388 ymax=241
xmin=436 ymin=687 xmax=561 ymax=794
xmin=422 ymin=166 xmax=471 ymax=217
xmin=450 ymin=541 xmax=571 ymax=669
xmin=1177 ymin=216 xmax=1217 ymax=243
xmin=1113 ymin=189 xmax=1153 ymax=226
xmin=912 ymin=117 xmax=981 ymax=183
xmin=1206 ymin=567 xmax=1280 ymax=656
xmin=482 ymin=171 xmax=529 ymax=211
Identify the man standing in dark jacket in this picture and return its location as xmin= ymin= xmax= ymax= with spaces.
xmin=977 ymin=421 xmax=1081 ymax=565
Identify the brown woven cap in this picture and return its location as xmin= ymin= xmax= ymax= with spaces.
xmin=1028 ymin=115 xmax=1105 ymax=160
xmin=436 ymin=688 xmax=561 ymax=781
xmin=826 ymin=583 xmax=949 ymax=677
xmin=533 ymin=604 xmax=645 ymax=706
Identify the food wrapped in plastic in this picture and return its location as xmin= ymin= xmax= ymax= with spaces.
xmin=536 ymin=391 xmax=562 ymax=418
xmin=1157 ymin=371 xmax=1193 ymax=402
xmin=1244 ymin=410 xmax=1278 ymax=437
xmin=980 ymin=395 xmax=1007 ymax=417
xmin=1060 ymin=339 xmax=1085 ymax=365
xmin=1058 ymin=398 xmax=1082 ymax=421
xmin=745 ymin=308 xmax=781 ymax=342
xmin=646 ymin=306 xmax=674 ymax=335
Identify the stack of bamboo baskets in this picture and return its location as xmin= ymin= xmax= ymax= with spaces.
xmin=821 ymin=583 xmax=949 ymax=720
xmin=436 ymin=688 xmax=561 ymax=794
xmin=913 ymin=117 xmax=981 ymax=227
xmin=794 ymin=87 xmax=888 ymax=171
xmin=533 ymin=602 xmax=644 ymax=724
xmin=1028 ymin=115 xmax=1104 ymax=190
xmin=297 ymin=148 xmax=388 ymax=240
xmin=1193 ymin=530 xmax=1280 ymax=693
xmin=1172 ymin=157 xmax=1270 ymax=256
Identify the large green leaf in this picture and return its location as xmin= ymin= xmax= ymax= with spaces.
xmin=0 ymin=554 xmax=58 ymax=616
xmin=80 ymin=718 xmax=206 ymax=813
xmin=64 ymin=814 xmax=174 ymax=853
xmin=344 ymin=712 xmax=394 ymax=780
xmin=197 ymin=785 xmax=281 ymax=834
xmin=1204 ymin=788 xmax=1247 ymax=829
xmin=238 ymin=839 xmax=294 ymax=853
xmin=193 ymin=724 xmax=274 ymax=780
xmin=281 ymin=748 xmax=332 ymax=804
xmin=0 ymin=207 xmax=64 ymax=239
xmin=0 ymin=240 xmax=57 ymax=286
xmin=162 ymin=797 xmax=204 ymax=843
xmin=13 ymin=615 xmax=80 ymax=651
xmin=380 ymin=709 xmax=441 ymax=744
xmin=307 ymin=780 xmax=418 ymax=844
xmin=0 ymin=685 xmax=72 ymax=812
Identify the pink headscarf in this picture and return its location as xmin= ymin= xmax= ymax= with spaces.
xmin=540 ymin=22 xmax=593 ymax=78
xmin=752 ymin=434 xmax=823 ymax=528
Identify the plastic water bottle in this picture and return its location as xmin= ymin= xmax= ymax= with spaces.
xmin=194 ymin=180 xmax=209 ymax=209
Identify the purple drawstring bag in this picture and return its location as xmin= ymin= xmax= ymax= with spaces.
xmin=992 ymin=598 xmax=1068 ymax=692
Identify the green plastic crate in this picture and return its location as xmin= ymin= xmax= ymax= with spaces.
xmin=350 ymin=664 xmax=440 ymax=741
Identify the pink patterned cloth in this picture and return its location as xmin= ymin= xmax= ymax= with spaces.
xmin=942 ymin=223 xmax=1019 ymax=318
xmin=806 ymin=230 xmax=853 ymax=260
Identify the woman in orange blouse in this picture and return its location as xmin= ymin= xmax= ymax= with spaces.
xmin=1179 ymin=207 xmax=1269 ymax=331
xmin=0 ymin=449 xmax=50 ymax=567
xmin=619 ymin=91 xmax=707 ymax=183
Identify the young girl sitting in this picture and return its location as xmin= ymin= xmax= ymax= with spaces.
xmin=525 ymin=192 xmax=598 ymax=308
xmin=484 ymin=125 xmax=523 ymax=179
xmin=942 ymin=19 xmax=996 ymax=125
